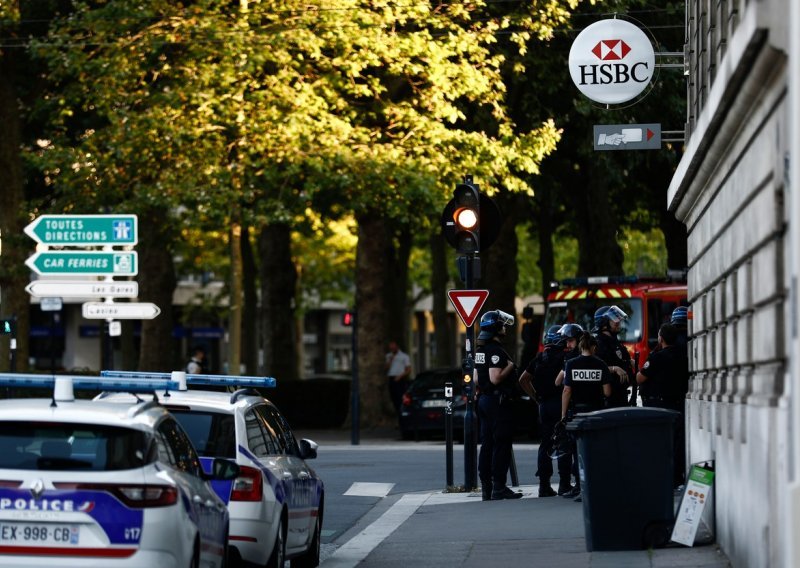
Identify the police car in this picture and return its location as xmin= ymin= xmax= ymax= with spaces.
xmin=0 ymin=373 xmax=237 ymax=567
xmin=99 ymin=371 xmax=324 ymax=568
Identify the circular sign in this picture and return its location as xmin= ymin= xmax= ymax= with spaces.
xmin=568 ymin=19 xmax=655 ymax=105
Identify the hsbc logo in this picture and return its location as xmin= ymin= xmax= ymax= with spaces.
xmin=592 ymin=39 xmax=630 ymax=60
xmin=568 ymin=20 xmax=655 ymax=105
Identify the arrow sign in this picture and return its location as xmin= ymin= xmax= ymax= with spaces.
xmin=24 ymin=214 xmax=138 ymax=246
xmin=82 ymin=302 xmax=160 ymax=320
xmin=26 ymin=251 xmax=137 ymax=276
xmin=26 ymin=280 xmax=139 ymax=299
xmin=448 ymin=289 xmax=489 ymax=327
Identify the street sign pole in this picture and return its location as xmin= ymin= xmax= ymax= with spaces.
xmin=351 ymin=309 xmax=360 ymax=446
xmin=463 ymin=252 xmax=478 ymax=491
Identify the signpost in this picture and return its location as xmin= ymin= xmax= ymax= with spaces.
xmin=26 ymin=251 xmax=137 ymax=276
xmin=26 ymin=280 xmax=139 ymax=299
xmin=594 ymin=123 xmax=661 ymax=150
xmin=448 ymin=290 xmax=490 ymax=327
xmin=24 ymin=214 xmax=138 ymax=246
xmin=82 ymin=302 xmax=161 ymax=320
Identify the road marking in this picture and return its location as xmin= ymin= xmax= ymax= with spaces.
xmin=321 ymin=493 xmax=429 ymax=567
xmin=343 ymin=482 xmax=395 ymax=497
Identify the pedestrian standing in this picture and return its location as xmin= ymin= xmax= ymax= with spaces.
xmin=636 ymin=322 xmax=689 ymax=487
xmin=557 ymin=332 xmax=613 ymax=501
xmin=519 ymin=326 xmax=573 ymax=497
xmin=475 ymin=309 xmax=522 ymax=501
xmin=385 ymin=340 xmax=412 ymax=420
xmin=592 ymin=305 xmax=634 ymax=407
xmin=186 ymin=346 xmax=206 ymax=374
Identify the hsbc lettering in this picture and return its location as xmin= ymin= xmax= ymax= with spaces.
xmin=578 ymin=61 xmax=651 ymax=86
xmin=568 ymin=19 xmax=655 ymax=105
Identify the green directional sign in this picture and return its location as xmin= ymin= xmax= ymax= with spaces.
xmin=25 ymin=251 xmax=138 ymax=276
xmin=24 ymin=214 xmax=138 ymax=246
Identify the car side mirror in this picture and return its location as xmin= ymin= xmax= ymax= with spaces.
xmin=210 ymin=458 xmax=240 ymax=480
xmin=298 ymin=438 xmax=318 ymax=460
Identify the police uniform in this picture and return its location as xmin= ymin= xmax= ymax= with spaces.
xmin=595 ymin=331 xmax=634 ymax=408
xmin=639 ymin=344 xmax=689 ymax=486
xmin=526 ymin=346 xmax=571 ymax=493
xmin=563 ymin=354 xmax=612 ymax=415
xmin=476 ymin=338 xmax=517 ymax=498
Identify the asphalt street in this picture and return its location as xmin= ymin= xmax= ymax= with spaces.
xmin=297 ymin=427 xmax=732 ymax=568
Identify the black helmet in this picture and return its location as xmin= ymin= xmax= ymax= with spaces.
xmin=559 ymin=323 xmax=584 ymax=341
xmin=543 ymin=325 xmax=563 ymax=346
xmin=548 ymin=421 xmax=571 ymax=459
xmin=593 ymin=305 xmax=628 ymax=331
xmin=478 ymin=310 xmax=515 ymax=340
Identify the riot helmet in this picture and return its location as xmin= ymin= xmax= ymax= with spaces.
xmin=671 ymin=306 xmax=688 ymax=327
xmin=594 ymin=305 xmax=627 ymax=332
xmin=543 ymin=325 xmax=563 ymax=346
xmin=478 ymin=309 xmax=515 ymax=340
xmin=559 ymin=323 xmax=584 ymax=340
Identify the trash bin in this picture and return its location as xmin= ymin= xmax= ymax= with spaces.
xmin=566 ymin=407 xmax=680 ymax=551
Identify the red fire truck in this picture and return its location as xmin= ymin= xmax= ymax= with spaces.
xmin=541 ymin=275 xmax=688 ymax=369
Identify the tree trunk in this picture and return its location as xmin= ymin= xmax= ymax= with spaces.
xmin=241 ymin=224 xmax=258 ymax=374
xmin=535 ymin=186 xmax=556 ymax=299
xmin=137 ymin=208 xmax=176 ymax=371
xmin=258 ymin=222 xmax=298 ymax=381
xmin=0 ymin=53 xmax=30 ymax=372
xmin=228 ymin=220 xmax=243 ymax=375
xmin=479 ymin=191 xmax=520 ymax=359
xmin=356 ymin=213 xmax=394 ymax=427
xmin=383 ymin=225 xmax=411 ymax=350
xmin=572 ymin=165 xmax=624 ymax=277
xmin=429 ymin=230 xmax=453 ymax=367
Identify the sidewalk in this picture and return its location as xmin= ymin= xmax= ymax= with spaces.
xmin=302 ymin=428 xmax=732 ymax=568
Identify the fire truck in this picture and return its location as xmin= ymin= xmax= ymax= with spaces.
xmin=541 ymin=274 xmax=688 ymax=370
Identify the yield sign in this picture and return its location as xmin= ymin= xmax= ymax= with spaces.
xmin=448 ymin=289 xmax=489 ymax=327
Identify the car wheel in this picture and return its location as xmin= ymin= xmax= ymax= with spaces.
xmin=291 ymin=517 xmax=320 ymax=568
xmin=266 ymin=520 xmax=285 ymax=568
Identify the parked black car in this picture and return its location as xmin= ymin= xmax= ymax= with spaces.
xmin=399 ymin=368 xmax=539 ymax=441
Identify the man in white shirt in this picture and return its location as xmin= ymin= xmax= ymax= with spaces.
xmin=385 ymin=340 xmax=412 ymax=418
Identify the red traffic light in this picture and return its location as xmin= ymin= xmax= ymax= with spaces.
xmin=342 ymin=312 xmax=354 ymax=326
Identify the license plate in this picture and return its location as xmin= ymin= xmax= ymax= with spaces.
xmin=421 ymin=400 xmax=447 ymax=408
xmin=0 ymin=522 xmax=80 ymax=546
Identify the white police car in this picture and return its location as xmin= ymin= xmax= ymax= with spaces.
xmin=99 ymin=371 xmax=324 ymax=568
xmin=0 ymin=373 xmax=237 ymax=567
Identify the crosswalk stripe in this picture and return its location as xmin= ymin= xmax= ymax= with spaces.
xmin=343 ymin=482 xmax=395 ymax=497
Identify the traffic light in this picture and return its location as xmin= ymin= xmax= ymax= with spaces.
xmin=452 ymin=182 xmax=480 ymax=253
xmin=342 ymin=312 xmax=354 ymax=327
xmin=0 ymin=320 xmax=11 ymax=335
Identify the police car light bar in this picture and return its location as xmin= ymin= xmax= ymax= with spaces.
xmin=100 ymin=370 xmax=277 ymax=390
xmin=0 ymin=373 xmax=179 ymax=402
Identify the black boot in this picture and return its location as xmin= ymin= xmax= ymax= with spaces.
xmin=481 ymin=485 xmax=492 ymax=501
xmin=538 ymin=479 xmax=557 ymax=497
xmin=557 ymin=480 xmax=574 ymax=496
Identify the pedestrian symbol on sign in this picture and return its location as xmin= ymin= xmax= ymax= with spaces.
xmin=113 ymin=220 xmax=132 ymax=241
xmin=113 ymin=253 xmax=133 ymax=273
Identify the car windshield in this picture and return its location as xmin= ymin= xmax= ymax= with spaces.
xmin=0 ymin=421 xmax=152 ymax=471
xmin=168 ymin=410 xmax=236 ymax=458
xmin=409 ymin=370 xmax=462 ymax=396
xmin=544 ymin=298 xmax=643 ymax=343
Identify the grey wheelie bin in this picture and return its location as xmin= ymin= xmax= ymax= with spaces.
xmin=566 ymin=407 xmax=680 ymax=551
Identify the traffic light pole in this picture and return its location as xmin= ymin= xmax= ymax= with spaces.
xmin=463 ymin=252 xmax=478 ymax=491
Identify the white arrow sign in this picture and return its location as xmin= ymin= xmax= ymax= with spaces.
xmin=82 ymin=302 xmax=160 ymax=320
xmin=26 ymin=280 xmax=139 ymax=299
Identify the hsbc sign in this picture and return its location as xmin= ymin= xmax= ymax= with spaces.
xmin=569 ymin=19 xmax=655 ymax=104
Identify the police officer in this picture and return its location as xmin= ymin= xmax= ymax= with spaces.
xmin=671 ymin=306 xmax=689 ymax=348
xmin=519 ymin=326 xmax=573 ymax=497
xmin=475 ymin=309 xmax=522 ymax=501
xmin=558 ymin=332 xmax=613 ymax=501
xmin=636 ymin=323 xmax=689 ymax=487
xmin=593 ymin=305 xmax=634 ymax=407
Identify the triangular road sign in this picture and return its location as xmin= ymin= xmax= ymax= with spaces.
xmin=447 ymin=289 xmax=490 ymax=327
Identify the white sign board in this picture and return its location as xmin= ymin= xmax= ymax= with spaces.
xmin=40 ymin=297 xmax=63 ymax=312
xmin=26 ymin=280 xmax=139 ymax=299
xmin=568 ymin=19 xmax=655 ymax=104
xmin=671 ymin=464 xmax=715 ymax=546
xmin=82 ymin=302 xmax=160 ymax=320
xmin=108 ymin=321 xmax=122 ymax=337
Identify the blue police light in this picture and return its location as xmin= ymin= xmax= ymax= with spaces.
xmin=100 ymin=370 xmax=277 ymax=390
xmin=0 ymin=373 xmax=178 ymax=394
